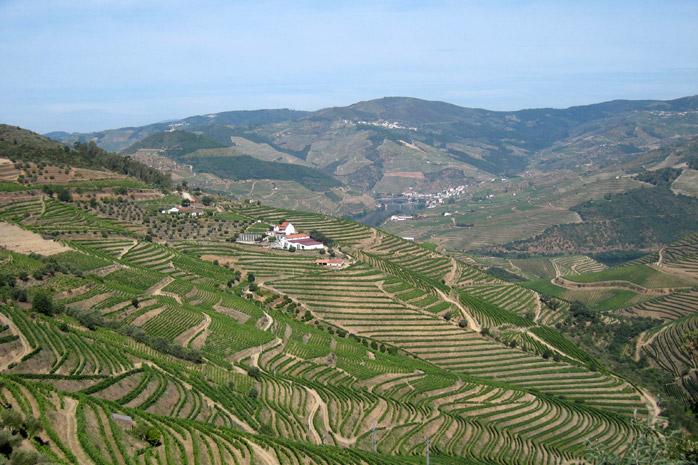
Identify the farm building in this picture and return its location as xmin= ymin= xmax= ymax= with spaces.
xmin=236 ymin=233 xmax=263 ymax=244
xmin=290 ymin=238 xmax=324 ymax=250
xmin=315 ymin=258 xmax=346 ymax=268
xmin=280 ymin=236 xmax=324 ymax=250
xmin=285 ymin=233 xmax=309 ymax=240
xmin=110 ymin=413 xmax=134 ymax=427
xmin=273 ymin=221 xmax=297 ymax=236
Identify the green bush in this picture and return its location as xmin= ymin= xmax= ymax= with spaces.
xmin=31 ymin=291 xmax=55 ymax=316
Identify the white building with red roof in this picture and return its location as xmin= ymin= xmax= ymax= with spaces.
xmin=273 ymin=221 xmax=297 ymax=236
xmin=315 ymin=258 xmax=346 ymax=268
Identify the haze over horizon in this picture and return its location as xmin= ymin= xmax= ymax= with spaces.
xmin=2 ymin=0 xmax=697 ymax=133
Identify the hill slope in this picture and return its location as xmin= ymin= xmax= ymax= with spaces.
xmin=1 ymin=129 xmax=693 ymax=463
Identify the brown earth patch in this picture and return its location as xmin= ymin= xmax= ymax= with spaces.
xmin=0 ymin=222 xmax=72 ymax=255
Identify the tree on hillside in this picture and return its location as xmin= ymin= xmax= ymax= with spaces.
xmin=31 ymin=290 xmax=55 ymax=316
xmin=57 ymin=188 xmax=72 ymax=202
xmin=41 ymin=185 xmax=53 ymax=198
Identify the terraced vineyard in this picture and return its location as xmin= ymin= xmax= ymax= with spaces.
xmin=0 ymin=170 xmax=683 ymax=464
xmin=551 ymin=255 xmax=607 ymax=277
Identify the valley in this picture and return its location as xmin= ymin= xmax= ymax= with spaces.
xmin=48 ymin=97 xmax=698 ymax=257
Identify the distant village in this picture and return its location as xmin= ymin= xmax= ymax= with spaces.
xmin=341 ymin=119 xmax=418 ymax=131
xmin=382 ymin=185 xmax=467 ymax=217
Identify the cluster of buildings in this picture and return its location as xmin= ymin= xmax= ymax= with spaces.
xmin=341 ymin=119 xmax=418 ymax=131
xmin=160 ymin=206 xmax=204 ymax=217
xmin=271 ymin=222 xmax=325 ymax=251
xmin=401 ymin=185 xmax=466 ymax=208
xmin=234 ymin=220 xmax=348 ymax=268
xmin=389 ymin=214 xmax=413 ymax=222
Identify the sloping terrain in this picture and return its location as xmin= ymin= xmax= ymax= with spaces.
xmin=0 ymin=138 xmax=680 ymax=464
xmin=503 ymin=186 xmax=698 ymax=254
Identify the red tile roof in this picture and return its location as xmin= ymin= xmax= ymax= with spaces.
xmin=289 ymin=238 xmax=322 ymax=246
xmin=286 ymin=233 xmax=309 ymax=239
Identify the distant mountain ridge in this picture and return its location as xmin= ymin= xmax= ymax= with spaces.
xmin=44 ymin=94 xmax=698 ymax=218
xmin=46 ymin=95 xmax=698 ymax=153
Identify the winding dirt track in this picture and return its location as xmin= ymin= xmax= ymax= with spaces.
xmin=176 ymin=313 xmax=211 ymax=348
xmin=306 ymin=387 xmax=355 ymax=447
xmin=62 ymin=397 xmax=94 ymax=465
xmin=259 ymin=311 xmax=274 ymax=332
xmin=306 ymin=388 xmax=322 ymax=444
xmin=435 ymin=288 xmax=481 ymax=331
xmin=230 ymin=338 xmax=282 ymax=364
xmin=145 ymin=276 xmax=183 ymax=303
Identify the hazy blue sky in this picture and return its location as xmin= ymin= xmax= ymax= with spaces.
xmin=1 ymin=0 xmax=697 ymax=133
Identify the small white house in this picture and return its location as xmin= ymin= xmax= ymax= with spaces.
xmin=315 ymin=258 xmax=346 ymax=268
xmin=273 ymin=221 xmax=297 ymax=236
xmin=163 ymin=207 xmax=180 ymax=214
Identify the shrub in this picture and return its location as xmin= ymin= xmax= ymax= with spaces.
xmin=12 ymin=289 xmax=27 ymax=303
xmin=134 ymin=423 xmax=162 ymax=447
xmin=31 ymin=291 xmax=55 ymax=316
xmin=57 ymin=188 xmax=72 ymax=202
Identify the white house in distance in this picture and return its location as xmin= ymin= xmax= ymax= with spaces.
xmin=315 ymin=258 xmax=346 ymax=268
xmin=273 ymin=221 xmax=297 ymax=236
xmin=390 ymin=215 xmax=413 ymax=221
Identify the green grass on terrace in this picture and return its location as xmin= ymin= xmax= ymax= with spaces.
xmin=245 ymin=221 xmax=272 ymax=233
xmin=522 ymin=279 xmax=651 ymax=311
xmin=0 ymin=181 xmax=31 ymax=192
xmin=565 ymin=263 xmax=697 ymax=288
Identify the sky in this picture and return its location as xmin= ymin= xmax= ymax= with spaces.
xmin=1 ymin=0 xmax=697 ymax=133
